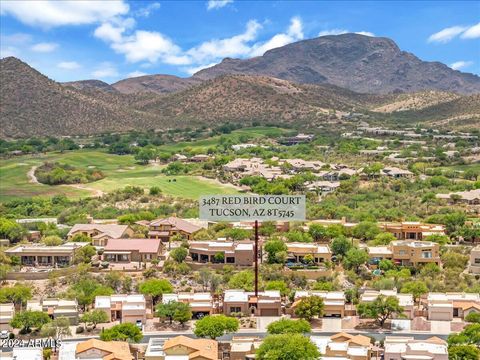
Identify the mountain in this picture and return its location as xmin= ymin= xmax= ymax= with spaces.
xmin=62 ymin=79 xmax=118 ymax=93
xmin=0 ymin=57 xmax=160 ymax=138
xmin=112 ymin=74 xmax=202 ymax=94
xmin=193 ymin=34 xmax=480 ymax=95
xmin=1 ymin=56 xmax=478 ymax=138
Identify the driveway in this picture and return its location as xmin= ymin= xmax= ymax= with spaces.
xmin=321 ymin=318 xmax=342 ymax=332
xmin=430 ymin=321 xmax=451 ymax=334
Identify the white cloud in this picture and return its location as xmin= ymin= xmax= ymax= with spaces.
xmin=127 ymin=70 xmax=148 ymax=78
xmin=461 ymin=22 xmax=480 ymax=39
xmin=0 ymin=46 xmax=18 ymax=58
xmin=31 ymin=42 xmax=58 ymax=52
xmin=207 ymin=0 xmax=233 ymax=10
xmin=188 ymin=20 xmax=261 ymax=63
xmin=317 ymin=29 xmax=374 ymax=37
xmin=450 ymin=61 xmax=474 ymax=71
xmin=428 ymin=25 xmax=468 ymax=43
xmin=57 ymin=61 xmax=82 ymax=70
xmin=318 ymin=29 xmax=348 ymax=36
xmin=250 ymin=17 xmax=304 ymax=56
xmin=92 ymin=62 xmax=119 ymax=78
xmin=355 ymin=31 xmax=375 ymax=37
xmin=94 ymin=18 xmax=135 ymax=43
xmin=0 ymin=0 xmax=129 ymax=27
xmin=184 ymin=62 xmax=219 ymax=75
xmin=135 ymin=2 xmax=160 ymax=17
xmin=112 ymin=30 xmax=190 ymax=64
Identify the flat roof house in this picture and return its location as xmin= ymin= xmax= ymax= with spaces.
xmin=381 ymin=167 xmax=414 ymax=178
xmin=360 ymin=290 xmax=414 ymax=319
xmin=379 ymin=221 xmax=446 ymax=240
xmin=147 ymin=217 xmax=202 ymax=242
xmin=0 ymin=303 xmax=14 ymax=331
xmin=103 ymin=238 xmax=163 ymax=263
xmin=67 ymin=224 xmax=134 ymax=247
xmin=223 ymin=289 xmax=281 ymax=317
xmin=426 ymin=292 xmax=480 ymax=321
xmin=145 ymin=336 xmax=218 ymax=360
xmin=470 ymin=245 xmax=480 ymax=274
xmin=95 ymin=294 xmax=147 ymax=324
xmin=188 ymin=240 xmax=254 ymax=266
xmin=286 ymin=242 xmax=332 ymax=264
xmin=162 ymin=293 xmax=215 ymax=318
xmin=228 ymin=337 xmax=262 ymax=360
xmin=27 ymin=298 xmax=79 ymax=325
xmin=390 ymin=240 xmax=440 ymax=266
xmin=293 ymin=291 xmax=345 ymax=317
xmin=5 ymin=242 xmax=89 ymax=267
xmin=311 ymin=332 xmax=373 ymax=360
xmin=384 ymin=336 xmax=448 ymax=360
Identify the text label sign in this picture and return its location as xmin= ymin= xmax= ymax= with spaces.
xmin=199 ymin=195 xmax=306 ymax=221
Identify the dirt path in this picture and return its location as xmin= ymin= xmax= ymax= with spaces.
xmin=68 ymin=183 xmax=105 ymax=198
xmin=27 ymin=165 xmax=39 ymax=184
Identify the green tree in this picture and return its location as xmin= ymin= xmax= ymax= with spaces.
xmin=149 ymin=186 xmax=162 ymax=195
xmin=353 ymin=221 xmax=380 ymax=240
xmin=80 ymin=309 xmax=110 ymax=329
xmin=357 ymin=295 xmax=404 ymax=328
xmin=40 ymin=316 xmax=71 ymax=338
xmin=170 ymin=247 xmax=188 ymax=263
xmin=193 ymin=315 xmax=239 ymax=339
xmin=265 ymin=280 xmax=289 ymax=297
xmin=135 ymin=147 xmax=157 ymax=165
xmin=100 ymin=322 xmax=143 ymax=343
xmin=308 ymin=224 xmax=328 ymax=241
xmin=267 ymin=318 xmax=311 ymax=334
xmin=401 ymin=280 xmax=429 ymax=303
xmin=465 ymin=312 xmax=480 ymax=323
xmin=442 ymin=251 xmax=469 ymax=270
xmin=256 ymin=334 xmax=320 ymax=360
xmin=155 ymin=301 xmax=192 ymax=325
xmin=70 ymin=279 xmax=113 ymax=309
xmin=448 ymin=323 xmax=480 ymax=347
xmin=264 ymin=238 xmax=287 ymax=264
xmin=379 ymin=259 xmax=395 ymax=271
xmin=343 ymin=248 xmax=369 ymax=271
xmin=448 ymin=345 xmax=480 ymax=360
xmin=294 ymin=296 xmax=324 ymax=321
xmin=371 ymin=233 xmax=396 ymax=245
xmin=228 ymin=270 xmax=256 ymax=291
xmin=73 ymin=245 xmax=96 ymax=264
xmin=42 ymin=235 xmax=63 ymax=246
xmin=0 ymin=217 xmax=26 ymax=242
xmin=11 ymin=310 xmax=51 ymax=332
xmin=0 ymin=284 xmax=32 ymax=308
xmin=424 ymin=234 xmax=450 ymax=246
xmin=331 ymin=236 xmax=352 ymax=257
xmin=138 ymin=279 xmax=173 ymax=304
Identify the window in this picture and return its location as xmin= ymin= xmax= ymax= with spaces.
xmin=422 ymin=251 xmax=432 ymax=259
xmin=399 ymin=250 xmax=407 ymax=255
xmin=475 ymin=258 xmax=480 ymax=264
xmin=230 ymin=307 xmax=241 ymax=313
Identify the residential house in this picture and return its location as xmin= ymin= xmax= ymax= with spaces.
xmin=380 ymin=166 xmax=414 ymax=178
xmin=95 ymin=294 xmax=147 ymax=324
xmin=384 ymin=336 xmax=448 ymax=360
xmin=172 ymin=154 xmax=188 ymax=162
xmin=67 ymin=224 xmax=134 ymax=247
xmin=228 ymin=337 xmax=262 ymax=360
xmin=231 ymin=143 xmax=258 ymax=151
xmin=0 ymin=303 xmax=14 ymax=331
xmin=188 ymin=240 xmax=254 ymax=266
xmin=223 ymin=158 xmax=283 ymax=181
xmin=425 ymin=293 xmax=480 ymax=321
xmin=223 ymin=289 xmax=281 ymax=316
xmin=286 ymin=243 xmax=332 ymax=264
xmin=390 ymin=240 xmax=440 ymax=266
xmin=470 ymin=245 xmax=480 ymax=274
xmin=190 ymin=154 xmax=211 ymax=162
xmin=8 ymin=348 xmax=43 ymax=360
xmin=436 ymin=189 xmax=480 ymax=205
xmin=281 ymin=159 xmax=325 ymax=172
xmin=162 ymin=293 xmax=215 ymax=318
xmin=147 ymin=217 xmax=202 ymax=242
xmin=59 ymin=339 xmax=133 ymax=360
xmin=279 ymin=133 xmax=314 ymax=145
xmin=306 ymin=181 xmax=341 ymax=193
xmin=103 ymin=238 xmax=163 ymax=263
xmin=145 ymin=336 xmax=218 ymax=360
xmin=360 ymin=290 xmax=414 ymax=319
xmin=311 ymin=332 xmax=373 ymax=360
xmin=293 ymin=291 xmax=345 ymax=317
xmin=379 ymin=221 xmax=445 ymax=240
xmin=5 ymin=242 xmax=89 ymax=267
xmin=27 ymin=298 xmax=79 ymax=325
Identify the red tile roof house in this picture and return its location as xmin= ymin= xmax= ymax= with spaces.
xmin=67 ymin=224 xmax=134 ymax=247
xmin=146 ymin=217 xmax=202 ymax=242
xmin=103 ymin=238 xmax=164 ymax=263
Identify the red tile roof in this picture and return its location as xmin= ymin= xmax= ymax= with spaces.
xmin=104 ymin=238 xmax=162 ymax=253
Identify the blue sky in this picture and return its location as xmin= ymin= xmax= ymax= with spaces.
xmin=1 ymin=0 xmax=479 ymax=83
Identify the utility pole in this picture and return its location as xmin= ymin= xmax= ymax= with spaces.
xmin=254 ymin=220 xmax=259 ymax=297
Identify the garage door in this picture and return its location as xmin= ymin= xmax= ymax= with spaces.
xmin=260 ymin=309 xmax=278 ymax=316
